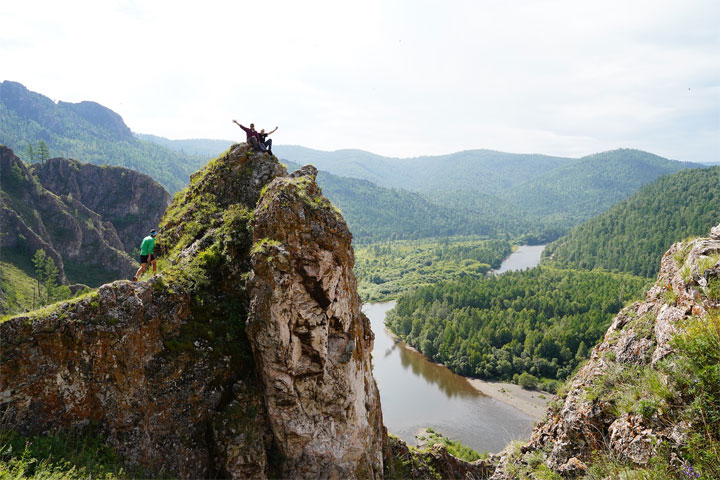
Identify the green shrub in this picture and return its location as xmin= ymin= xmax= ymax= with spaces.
xmin=518 ymin=372 xmax=539 ymax=390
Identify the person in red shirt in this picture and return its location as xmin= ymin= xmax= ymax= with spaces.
xmin=232 ymin=120 xmax=265 ymax=151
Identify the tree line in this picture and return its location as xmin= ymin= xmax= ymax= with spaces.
xmin=385 ymin=266 xmax=649 ymax=386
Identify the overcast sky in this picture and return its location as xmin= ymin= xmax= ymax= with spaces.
xmin=2 ymin=0 xmax=718 ymax=162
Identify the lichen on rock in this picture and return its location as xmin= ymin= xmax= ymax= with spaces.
xmin=491 ymin=222 xmax=720 ymax=479
xmin=0 ymin=144 xmax=385 ymax=478
xmin=247 ymin=163 xmax=384 ymax=478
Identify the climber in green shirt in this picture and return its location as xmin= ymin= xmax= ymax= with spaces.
xmin=133 ymin=229 xmax=157 ymax=281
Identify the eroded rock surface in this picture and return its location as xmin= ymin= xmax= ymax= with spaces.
xmin=248 ymin=165 xmax=384 ymax=478
xmin=491 ymin=223 xmax=720 ymax=479
xmin=0 ymin=144 xmax=385 ymax=478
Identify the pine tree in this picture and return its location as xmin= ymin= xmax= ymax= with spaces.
xmin=24 ymin=143 xmax=35 ymax=163
xmin=36 ymin=141 xmax=50 ymax=164
xmin=32 ymin=249 xmax=48 ymax=304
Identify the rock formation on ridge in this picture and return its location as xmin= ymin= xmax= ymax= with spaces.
xmin=0 ymin=144 xmax=385 ymax=478
xmin=490 ymin=222 xmax=720 ymax=478
xmin=0 ymin=146 xmax=136 ymax=287
xmin=31 ymin=157 xmax=171 ymax=254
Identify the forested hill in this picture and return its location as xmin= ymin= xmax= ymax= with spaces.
xmin=0 ymin=81 xmax=206 ymax=192
xmin=544 ymin=166 xmax=720 ymax=277
xmin=283 ymin=160 xmax=502 ymax=242
xmin=135 ymin=133 xmax=233 ymax=157
xmin=504 ymin=148 xmax=700 ymax=221
xmin=276 ymin=146 xmax=701 ymax=242
xmin=275 ymin=145 xmax=573 ymax=193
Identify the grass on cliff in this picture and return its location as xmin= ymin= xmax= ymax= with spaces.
xmin=582 ymin=310 xmax=720 ymax=479
xmin=0 ymin=260 xmax=36 ymax=315
xmin=0 ymin=430 xmax=133 ymax=479
xmin=417 ymin=428 xmax=487 ymax=462
xmin=505 ymin=309 xmax=720 ymax=479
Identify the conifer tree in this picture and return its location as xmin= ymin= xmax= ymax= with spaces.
xmin=24 ymin=143 xmax=35 ymax=163
xmin=36 ymin=141 xmax=50 ymax=164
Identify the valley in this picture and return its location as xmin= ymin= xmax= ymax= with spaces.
xmin=1 ymin=82 xmax=719 ymax=479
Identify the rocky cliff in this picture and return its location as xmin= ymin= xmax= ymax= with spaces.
xmin=31 ymin=157 xmax=171 ymax=253
xmin=0 ymin=146 xmax=135 ymax=287
xmin=0 ymin=144 xmax=385 ymax=478
xmin=490 ymin=223 xmax=720 ymax=479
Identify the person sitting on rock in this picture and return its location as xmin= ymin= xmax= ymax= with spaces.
xmin=133 ymin=229 xmax=157 ymax=281
xmin=259 ymin=126 xmax=278 ymax=155
xmin=232 ymin=120 xmax=265 ymax=152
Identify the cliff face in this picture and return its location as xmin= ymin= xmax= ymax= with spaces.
xmin=0 ymin=144 xmax=385 ymax=478
xmin=0 ymin=146 xmax=135 ymax=287
xmin=31 ymin=157 xmax=171 ymax=253
xmin=248 ymin=165 xmax=384 ymax=477
xmin=491 ymin=223 xmax=720 ymax=479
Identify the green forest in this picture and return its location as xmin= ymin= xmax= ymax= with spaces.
xmin=544 ymin=166 xmax=720 ymax=277
xmin=385 ymin=267 xmax=649 ymax=385
xmin=354 ymin=237 xmax=511 ymax=301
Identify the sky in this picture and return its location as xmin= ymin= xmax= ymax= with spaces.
xmin=1 ymin=0 xmax=719 ymax=162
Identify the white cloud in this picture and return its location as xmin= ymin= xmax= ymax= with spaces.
xmin=1 ymin=0 xmax=718 ymax=162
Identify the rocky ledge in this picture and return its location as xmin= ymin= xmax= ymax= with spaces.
xmin=490 ymin=222 xmax=720 ymax=479
xmin=0 ymin=144 xmax=384 ymax=478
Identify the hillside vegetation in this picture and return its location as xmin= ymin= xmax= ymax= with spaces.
xmin=354 ymin=237 xmax=511 ymax=301
xmin=275 ymin=145 xmax=573 ymax=193
xmin=504 ymin=148 xmax=699 ymax=220
xmin=278 ymin=146 xmax=701 ymax=244
xmin=386 ymin=266 xmax=649 ymax=384
xmin=544 ymin=166 xmax=720 ymax=277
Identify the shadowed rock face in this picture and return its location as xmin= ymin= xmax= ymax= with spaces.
xmin=0 ymin=144 xmax=385 ymax=478
xmin=0 ymin=146 xmax=136 ymax=286
xmin=32 ymin=157 xmax=171 ymax=254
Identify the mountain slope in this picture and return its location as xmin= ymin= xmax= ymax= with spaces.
xmin=275 ymin=145 xmax=573 ymax=194
xmin=284 ymin=160 xmax=499 ymax=242
xmin=0 ymin=81 xmax=207 ymax=192
xmin=0 ymin=147 xmax=170 ymax=310
xmin=0 ymin=146 xmax=135 ymax=289
xmin=504 ymin=148 xmax=701 ymax=221
xmin=492 ymin=224 xmax=720 ymax=479
xmin=31 ymin=157 xmax=171 ymax=253
xmin=544 ymin=166 xmax=720 ymax=277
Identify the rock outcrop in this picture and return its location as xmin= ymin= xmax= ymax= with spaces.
xmin=0 ymin=146 xmax=136 ymax=287
xmin=32 ymin=157 xmax=171 ymax=254
xmin=491 ymin=223 xmax=720 ymax=478
xmin=248 ymin=165 xmax=384 ymax=478
xmin=0 ymin=144 xmax=385 ymax=478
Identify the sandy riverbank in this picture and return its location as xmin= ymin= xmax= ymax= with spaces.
xmin=467 ymin=378 xmax=551 ymax=419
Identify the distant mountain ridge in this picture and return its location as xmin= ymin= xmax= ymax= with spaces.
xmin=2 ymin=80 xmax=704 ymax=244
xmin=0 ymin=81 xmax=207 ymax=192
xmin=504 ymin=148 xmax=700 ymax=220
xmin=274 ymin=145 xmax=574 ymax=193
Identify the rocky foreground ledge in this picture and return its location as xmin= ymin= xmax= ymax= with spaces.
xmin=489 ymin=223 xmax=720 ymax=479
xmin=0 ymin=144 xmax=384 ymax=478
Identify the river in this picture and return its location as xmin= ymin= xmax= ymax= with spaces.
xmin=365 ymin=244 xmax=547 ymax=453
xmin=491 ymin=244 xmax=547 ymax=274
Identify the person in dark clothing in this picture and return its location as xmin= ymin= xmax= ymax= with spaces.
xmin=259 ymin=126 xmax=278 ymax=154
xmin=232 ymin=120 xmax=265 ymax=151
